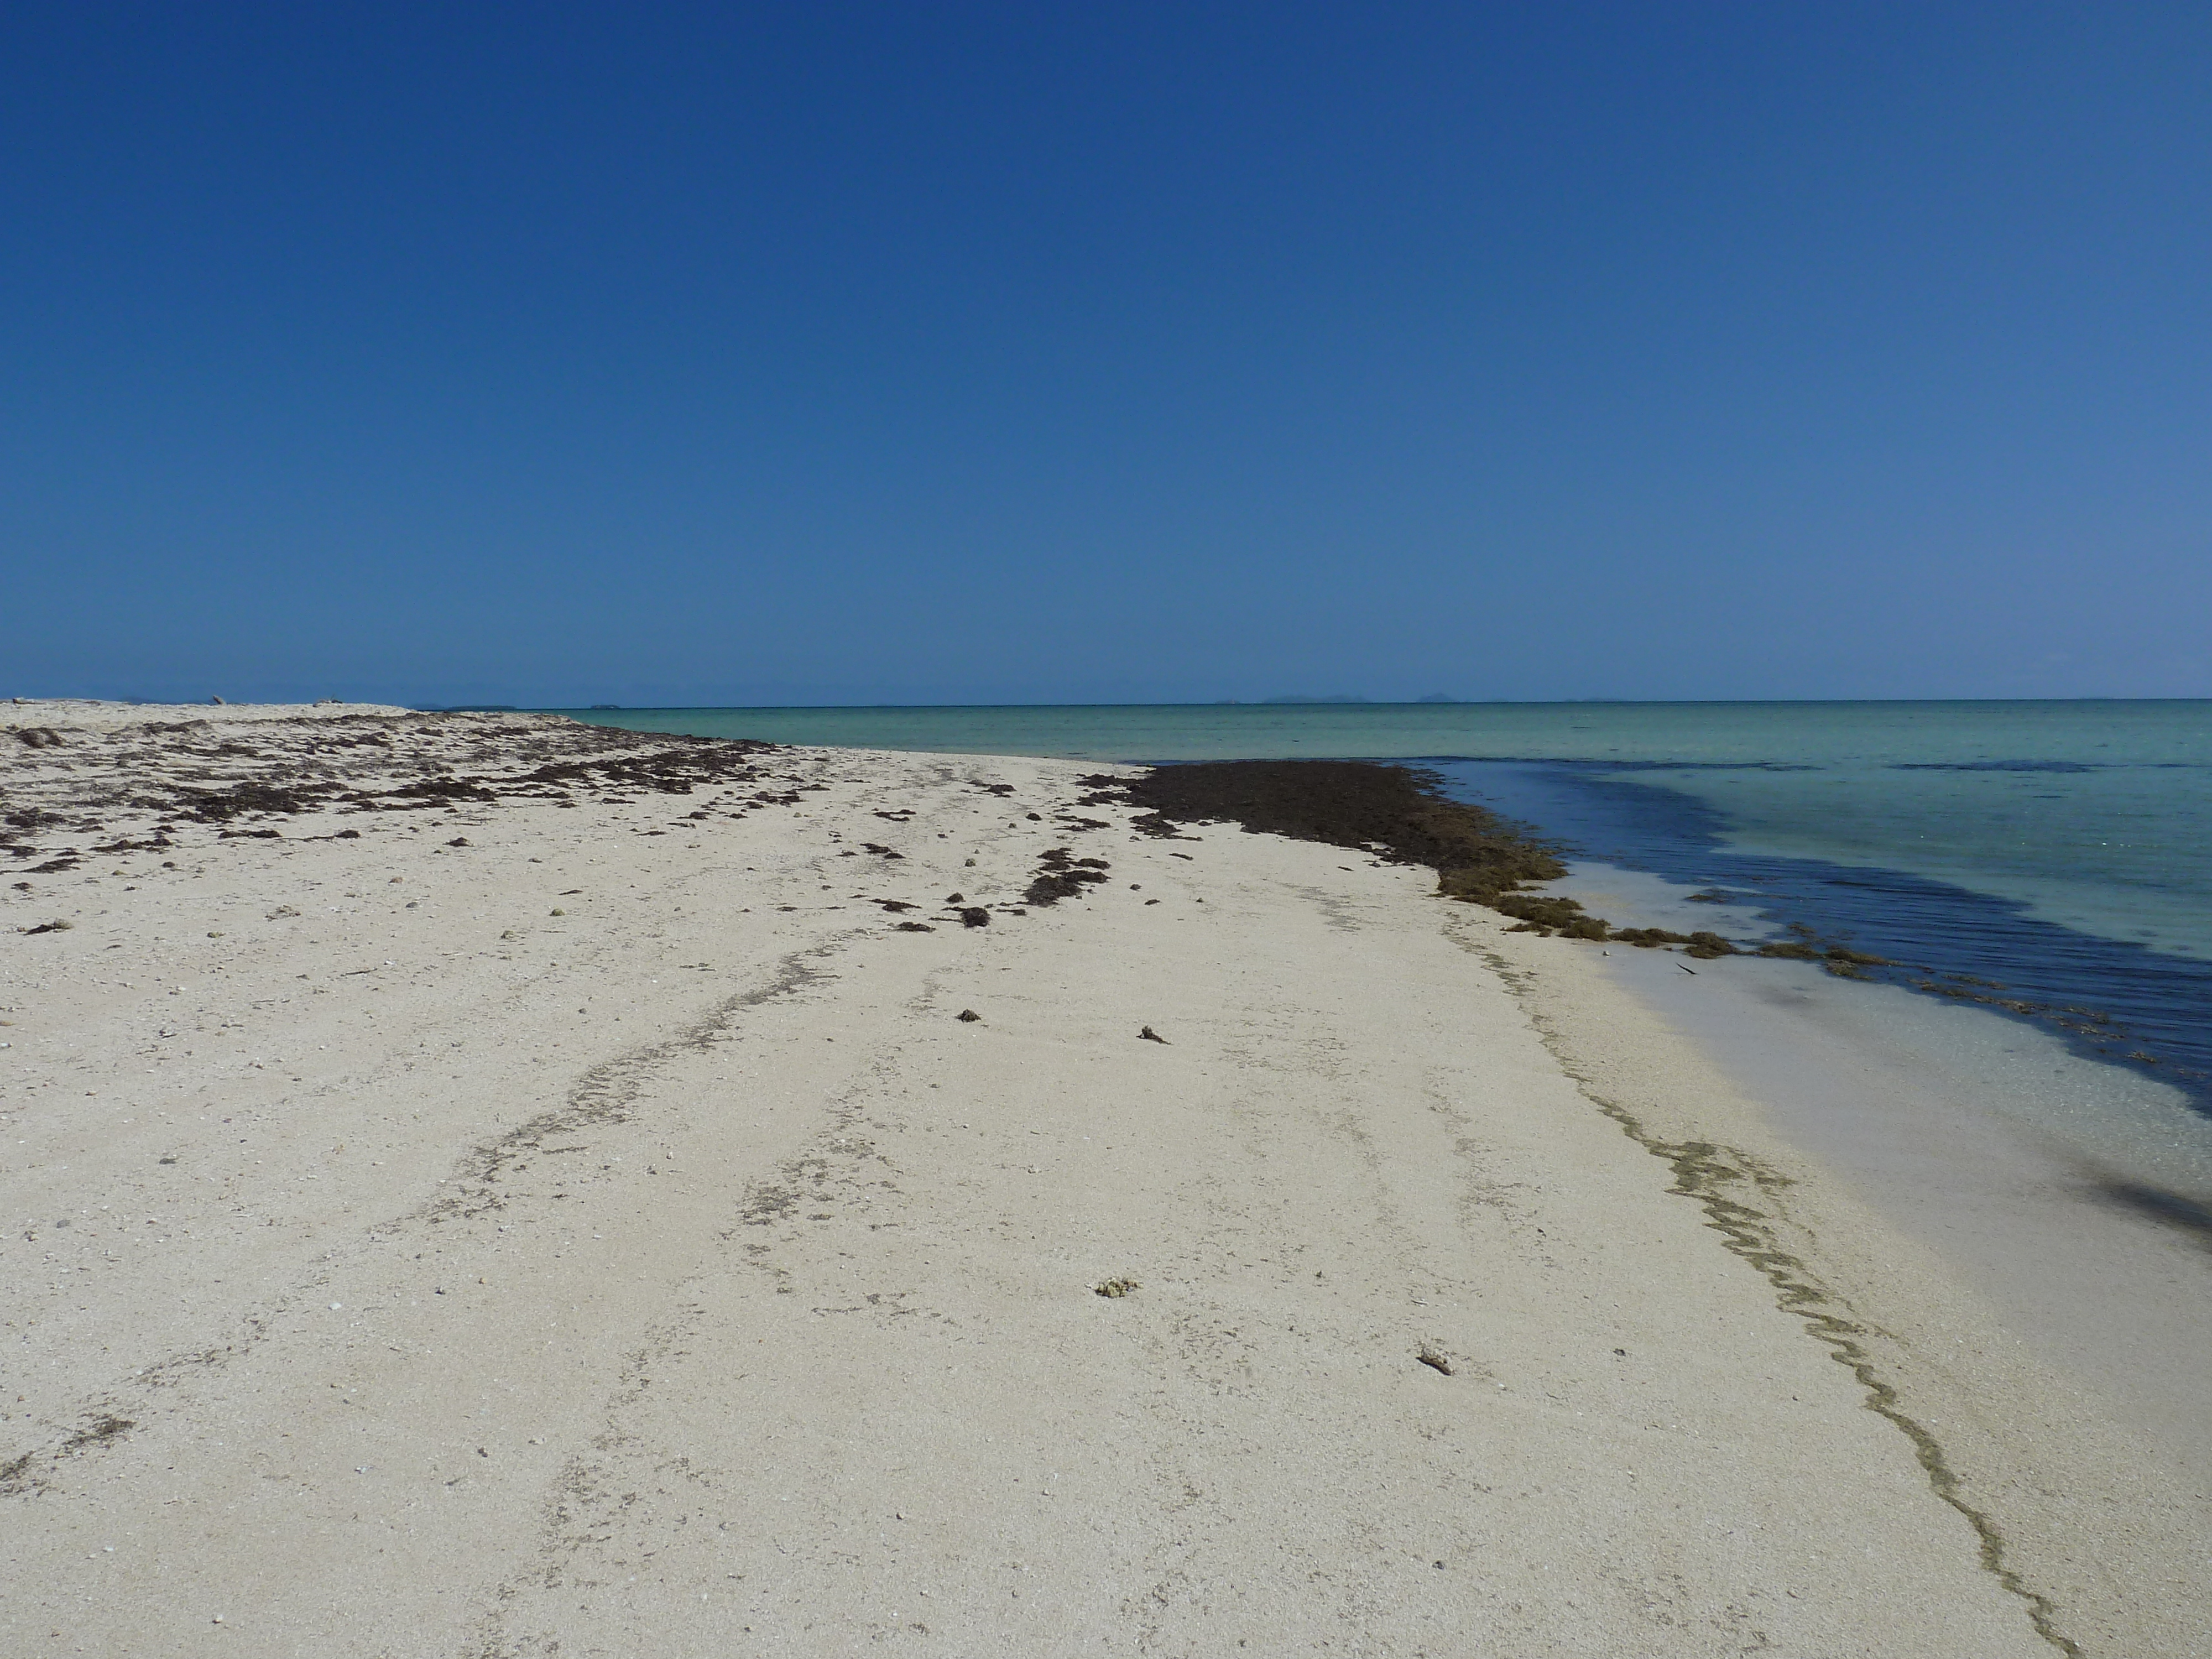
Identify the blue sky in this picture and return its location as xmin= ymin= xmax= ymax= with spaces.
xmin=6 ymin=3 xmax=2209 ymax=706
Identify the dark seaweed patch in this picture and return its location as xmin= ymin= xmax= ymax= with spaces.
xmin=182 ymin=780 xmax=333 ymax=821
xmin=91 ymin=836 xmax=174 ymax=854
xmin=1088 ymin=760 xmax=1564 ymax=899
xmin=1086 ymin=761 xmax=1700 ymax=947
xmin=1023 ymin=847 xmax=1112 ymax=907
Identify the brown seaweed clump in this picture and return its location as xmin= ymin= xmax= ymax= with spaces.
xmin=1089 ymin=760 xmax=1763 ymax=960
xmin=1096 ymin=759 xmax=1564 ymax=891
xmin=1491 ymin=893 xmax=1611 ymax=941
xmin=1024 ymin=847 xmax=1112 ymax=907
xmin=1757 ymin=939 xmax=1892 ymax=976
xmin=1091 ymin=759 xmax=1605 ymax=926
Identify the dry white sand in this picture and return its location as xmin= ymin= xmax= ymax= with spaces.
xmin=0 ymin=704 xmax=2182 ymax=1655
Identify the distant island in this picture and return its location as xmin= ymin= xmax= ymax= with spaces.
xmin=1258 ymin=693 xmax=1464 ymax=705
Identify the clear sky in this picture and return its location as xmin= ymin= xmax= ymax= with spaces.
xmin=6 ymin=3 xmax=2208 ymax=707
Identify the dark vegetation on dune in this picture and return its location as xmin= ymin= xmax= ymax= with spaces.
xmin=1083 ymin=759 xmax=1754 ymax=958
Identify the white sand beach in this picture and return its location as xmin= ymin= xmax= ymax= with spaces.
xmin=1 ymin=705 xmax=2199 ymax=1656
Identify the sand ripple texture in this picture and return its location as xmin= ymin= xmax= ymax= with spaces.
xmin=0 ymin=703 xmax=2124 ymax=1656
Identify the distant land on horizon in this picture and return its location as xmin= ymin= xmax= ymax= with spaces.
xmin=521 ymin=695 xmax=1478 ymax=711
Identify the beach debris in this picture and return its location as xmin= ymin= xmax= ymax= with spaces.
xmin=1138 ymin=1025 xmax=1167 ymax=1044
xmin=956 ymin=907 xmax=990 ymax=927
xmin=11 ymin=727 xmax=65 ymax=748
xmin=957 ymin=1009 xmax=982 ymax=1022
xmin=1825 ymin=946 xmax=1889 ymax=967
xmin=945 ymin=893 xmax=964 ymax=902
xmin=1024 ymin=848 xmax=1111 ymax=906
xmin=894 ymin=921 xmax=935 ymax=932
xmin=1495 ymin=894 xmax=1610 ymax=940
xmin=1757 ymin=932 xmax=1889 ymax=967
xmin=1756 ymin=938 xmax=1892 ymax=977
xmin=1677 ymin=962 xmax=1697 ymax=974
xmin=23 ymin=919 xmax=73 ymax=935
xmin=549 ymin=908 xmax=566 ymax=916
xmin=446 ymin=836 xmax=470 ymax=847
xmin=1416 ymin=1345 xmax=1454 ymax=1376
xmin=1094 ymin=1277 xmax=1140 ymax=1298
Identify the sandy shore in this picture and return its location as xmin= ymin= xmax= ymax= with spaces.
xmin=0 ymin=704 xmax=2187 ymax=1655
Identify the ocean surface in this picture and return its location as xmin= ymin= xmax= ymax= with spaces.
xmin=558 ymin=701 xmax=2212 ymax=1118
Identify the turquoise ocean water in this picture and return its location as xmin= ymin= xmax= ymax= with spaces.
xmin=556 ymin=701 xmax=2212 ymax=1110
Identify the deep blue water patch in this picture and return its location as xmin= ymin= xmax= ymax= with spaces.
xmin=1420 ymin=757 xmax=2212 ymax=1119
xmin=1890 ymin=759 xmax=2099 ymax=773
